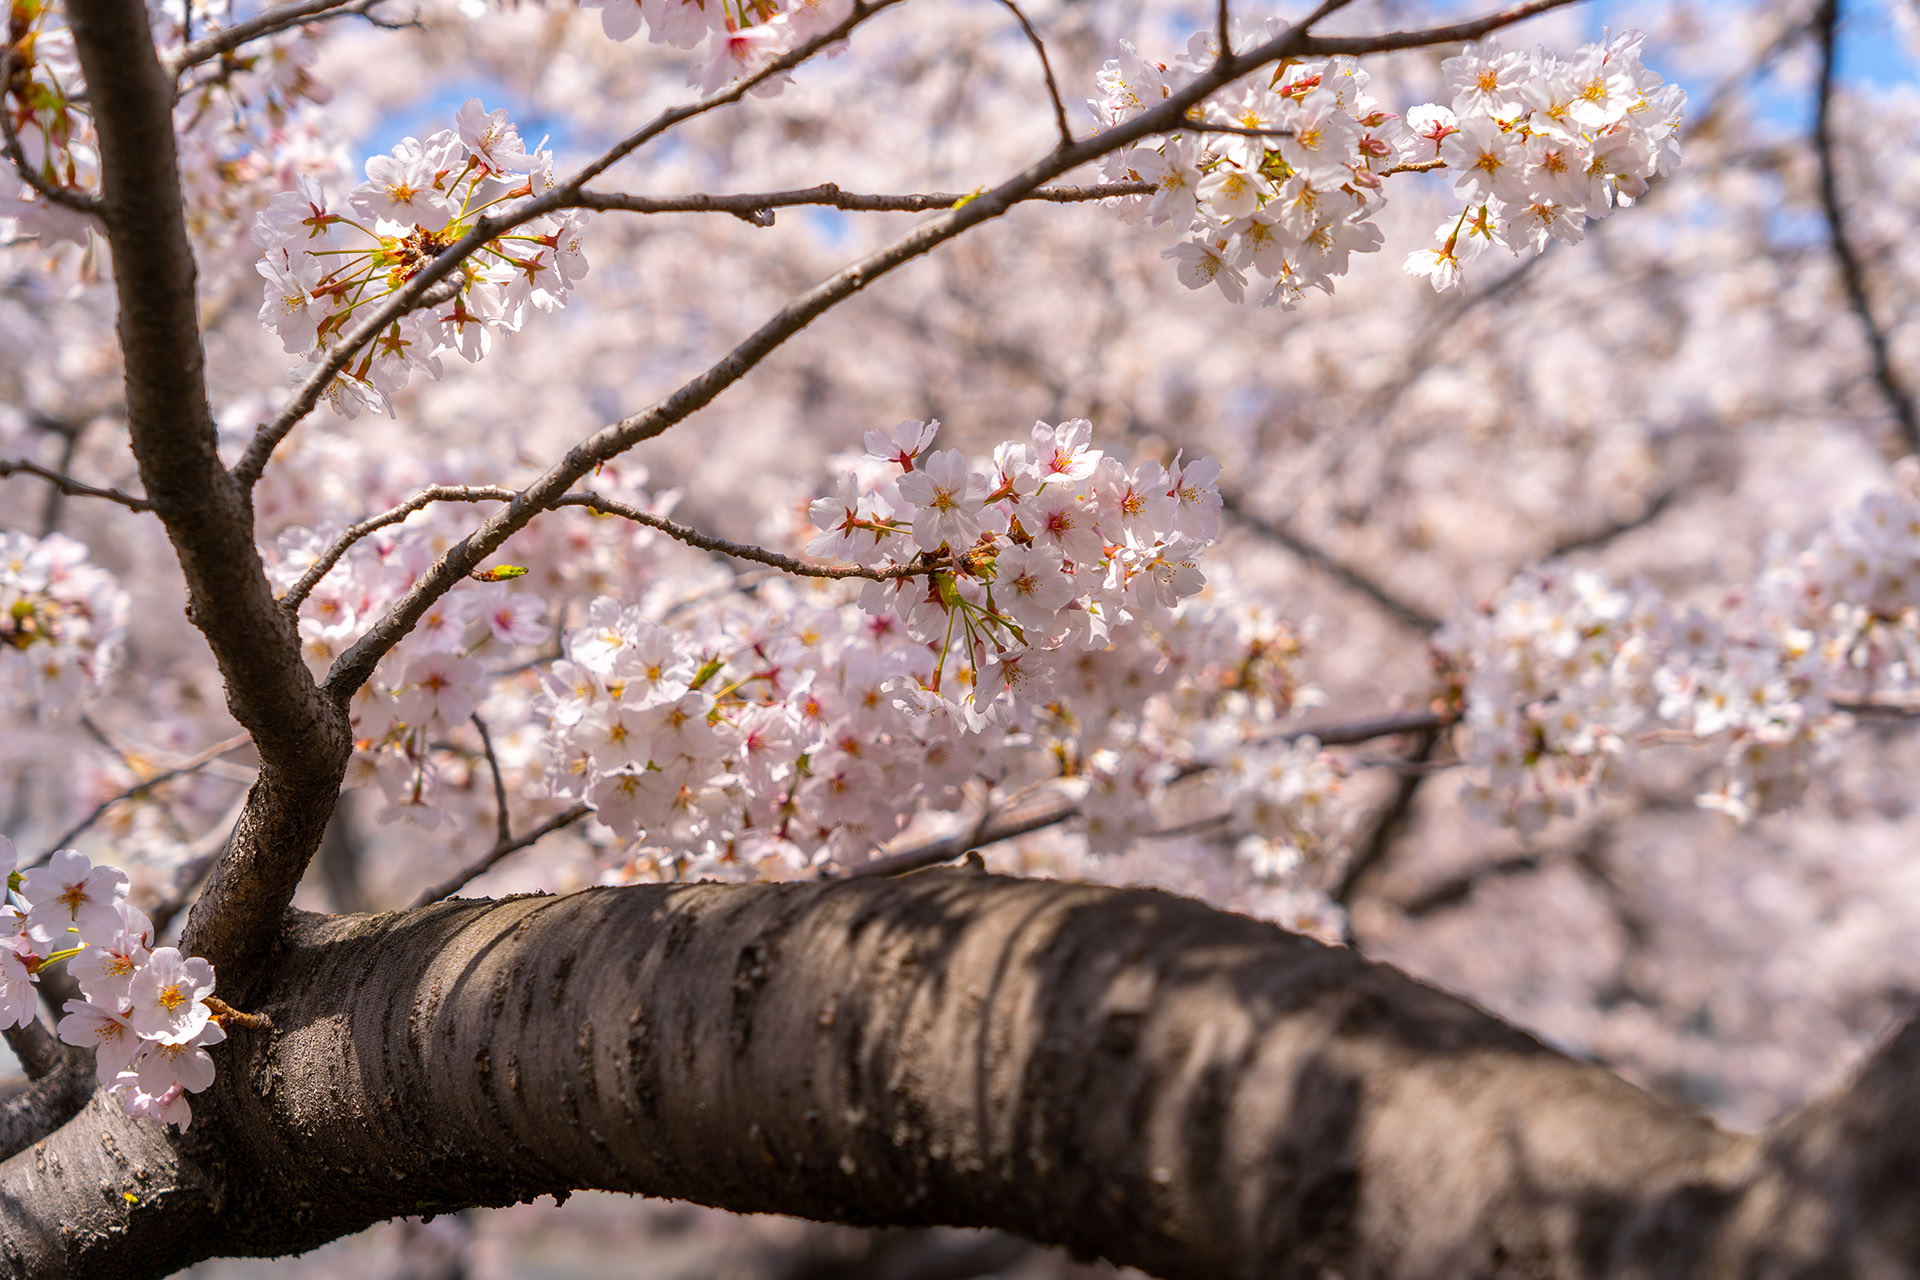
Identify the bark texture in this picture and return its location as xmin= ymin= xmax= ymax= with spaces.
xmin=6 ymin=872 xmax=1913 ymax=1279
xmin=68 ymin=0 xmax=353 ymax=982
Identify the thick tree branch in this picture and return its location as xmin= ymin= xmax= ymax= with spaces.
xmin=66 ymin=0 xmax=353 ymax=982
xmin=0 ymin=1058 xmax=93 ymax=1163
xmin=10 ymin=873 xmax=1919 ymax=1277
xmin=1814 ymin=0 xmax=1920 ymax=455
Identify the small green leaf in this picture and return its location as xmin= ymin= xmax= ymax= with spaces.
xmin=470 ymin=564 xmax=529 ymax=582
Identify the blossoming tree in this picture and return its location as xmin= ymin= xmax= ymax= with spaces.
xmin=3 ymin=0 xmax=1920 ymax=1274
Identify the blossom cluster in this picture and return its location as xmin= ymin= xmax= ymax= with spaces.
xmin=534 ymin=418 xmax=1228 ymax=868
xmin=4 ymin=1 xmax=339 ymax=269
xmin=0 ymin=5 xmax=94 ymax=251
xmin=1400 ymin=32 xmax=1684 ymax=290
xmin=269 ymin=519 xmax=564 ymax=834
xmin=1 ymin=530 xmax=128 ymax=719
xmin=1091 ymin=26 xmax=1682 ymax=305
xmin=570 ymin=0 xmax=854 ymax=94
xmin=253 ymin=100 xmax=587 ymax=417
xmin=1435 ymin=463 xmax=1920 ymax=832
xmin=0 ymin=836 xmax=221 ymax=1131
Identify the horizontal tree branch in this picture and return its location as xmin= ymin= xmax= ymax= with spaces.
xmin=847 ymin=709 xmax=1456 ymax=879
xmin=573 ymin=180 xmax=1154 ymax=222
xmin=7 ymin=872 xmax=1915 ymax=1277
xmin=279 ymin=483 xmax=949 ymax=613
xmin=162 ymin=0 xmax=367 ymax=75
xmin=0 ymin=1059 xmax=94 ymax=1164
xmin=0 ymin=458 xmax=152 ymax=512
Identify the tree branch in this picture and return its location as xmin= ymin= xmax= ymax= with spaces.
xmin=573 ymin=180 xmax=1153 ymax=220
xmin=0 ymin=1058 xmax=93 ymax=1163
xmin=1221 ymin=491 xmax=1442 ymax=633
xmin=845 ymin=710 xmax=1455 ymax=880
xmin=0 ymin=457 xmax=152 ymax=513
xmin=1813 ymin=0 xmax=1920 ymax=455
xmin=470 ymin=714 xmax=512 ymax=847
xmin=67 ymin=0 xmax=354 ymax=983
xmin=404 ymin=803 xmax=592 ymax=908
xmin=991 ymin=0 xmax=1073 ymax=149
xmin=17 ymin=873 xmax=1920 ymax=1277
xmin=1331 ymin=725 xmax=1441 ymax=908
xmin=161 ymin=0 xmax=368 ymax=76
xmin=323 ymin=2 xmax=1573 ymax=704
xmin=1546 ymin=481 xmax=1685 ymax=558
xmin=32 ymin=732 xmax=251 ymax=866
xmin=0 ymin=50 xmax=105 ymax=217
xmin=279 ymin=483 xmax=951 ymax=614
xmin=232 ymin=0 xmax=913 ymax=487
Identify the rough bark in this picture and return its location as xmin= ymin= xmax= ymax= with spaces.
xmin=67 ymin=0 xmax=353 ymax=982
xmin=0 ymin=872 xmax=1912 ymax=1279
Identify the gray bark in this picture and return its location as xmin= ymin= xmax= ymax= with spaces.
xmin=0 ymin=872 xmax=1914 ymax=1278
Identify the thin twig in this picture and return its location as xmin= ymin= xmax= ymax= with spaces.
xmin=0 ymin=52 xmax=104 ymax=217
xmin=1289 ymin=708 xmax=1451 ymax=747
xmin=1332 ymin=726 xmax=1440 ymax=908
xmin=993 ymin=0 xmax=1073 ymax=149
xmin=36 ymin=418 xmax=82 ymax=535
xmin=1295 ymin=0 xmax=1578 ymax=55
xmin=1179 ymin=121 xmax=1296 ymax=139
xmin=549 ymin=492 xmax=953 ymax=582
xmin=32 ymin=733 xmax=252 ymax=864
xmin=471 ymin=714 xmax=512 ymax=846
xmin=1546 ymin=484 xmax=1683 ymax=558
xmin=279 ymin=485 xmax=514 ymax=610
xmin=279 ymin=483 xmax=951 ymax=612
xmin=846 ymin=791 xmax=1083 ymax=880
xmin=0 ymin=457 xmax=152 ymax=512
xmin=845 ymin=707 xmax=1455 ymax=879
xmin=574 ymin=180 xmax=1153 ymax=220
xmin=1222 ymin=491 xmax=1442 ymax=632
xmin=1813 ymin=0 xmax=1920 ymax=454
xmin=163 ymin=0 xmax=365 ymax=75
xmin=407 ymin=804 xmax=592 ymax=908
xmin=320 ymin=0 xmax=1592 ymax=704
xmin=233 ymin=0 xmax=910 ymax=488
